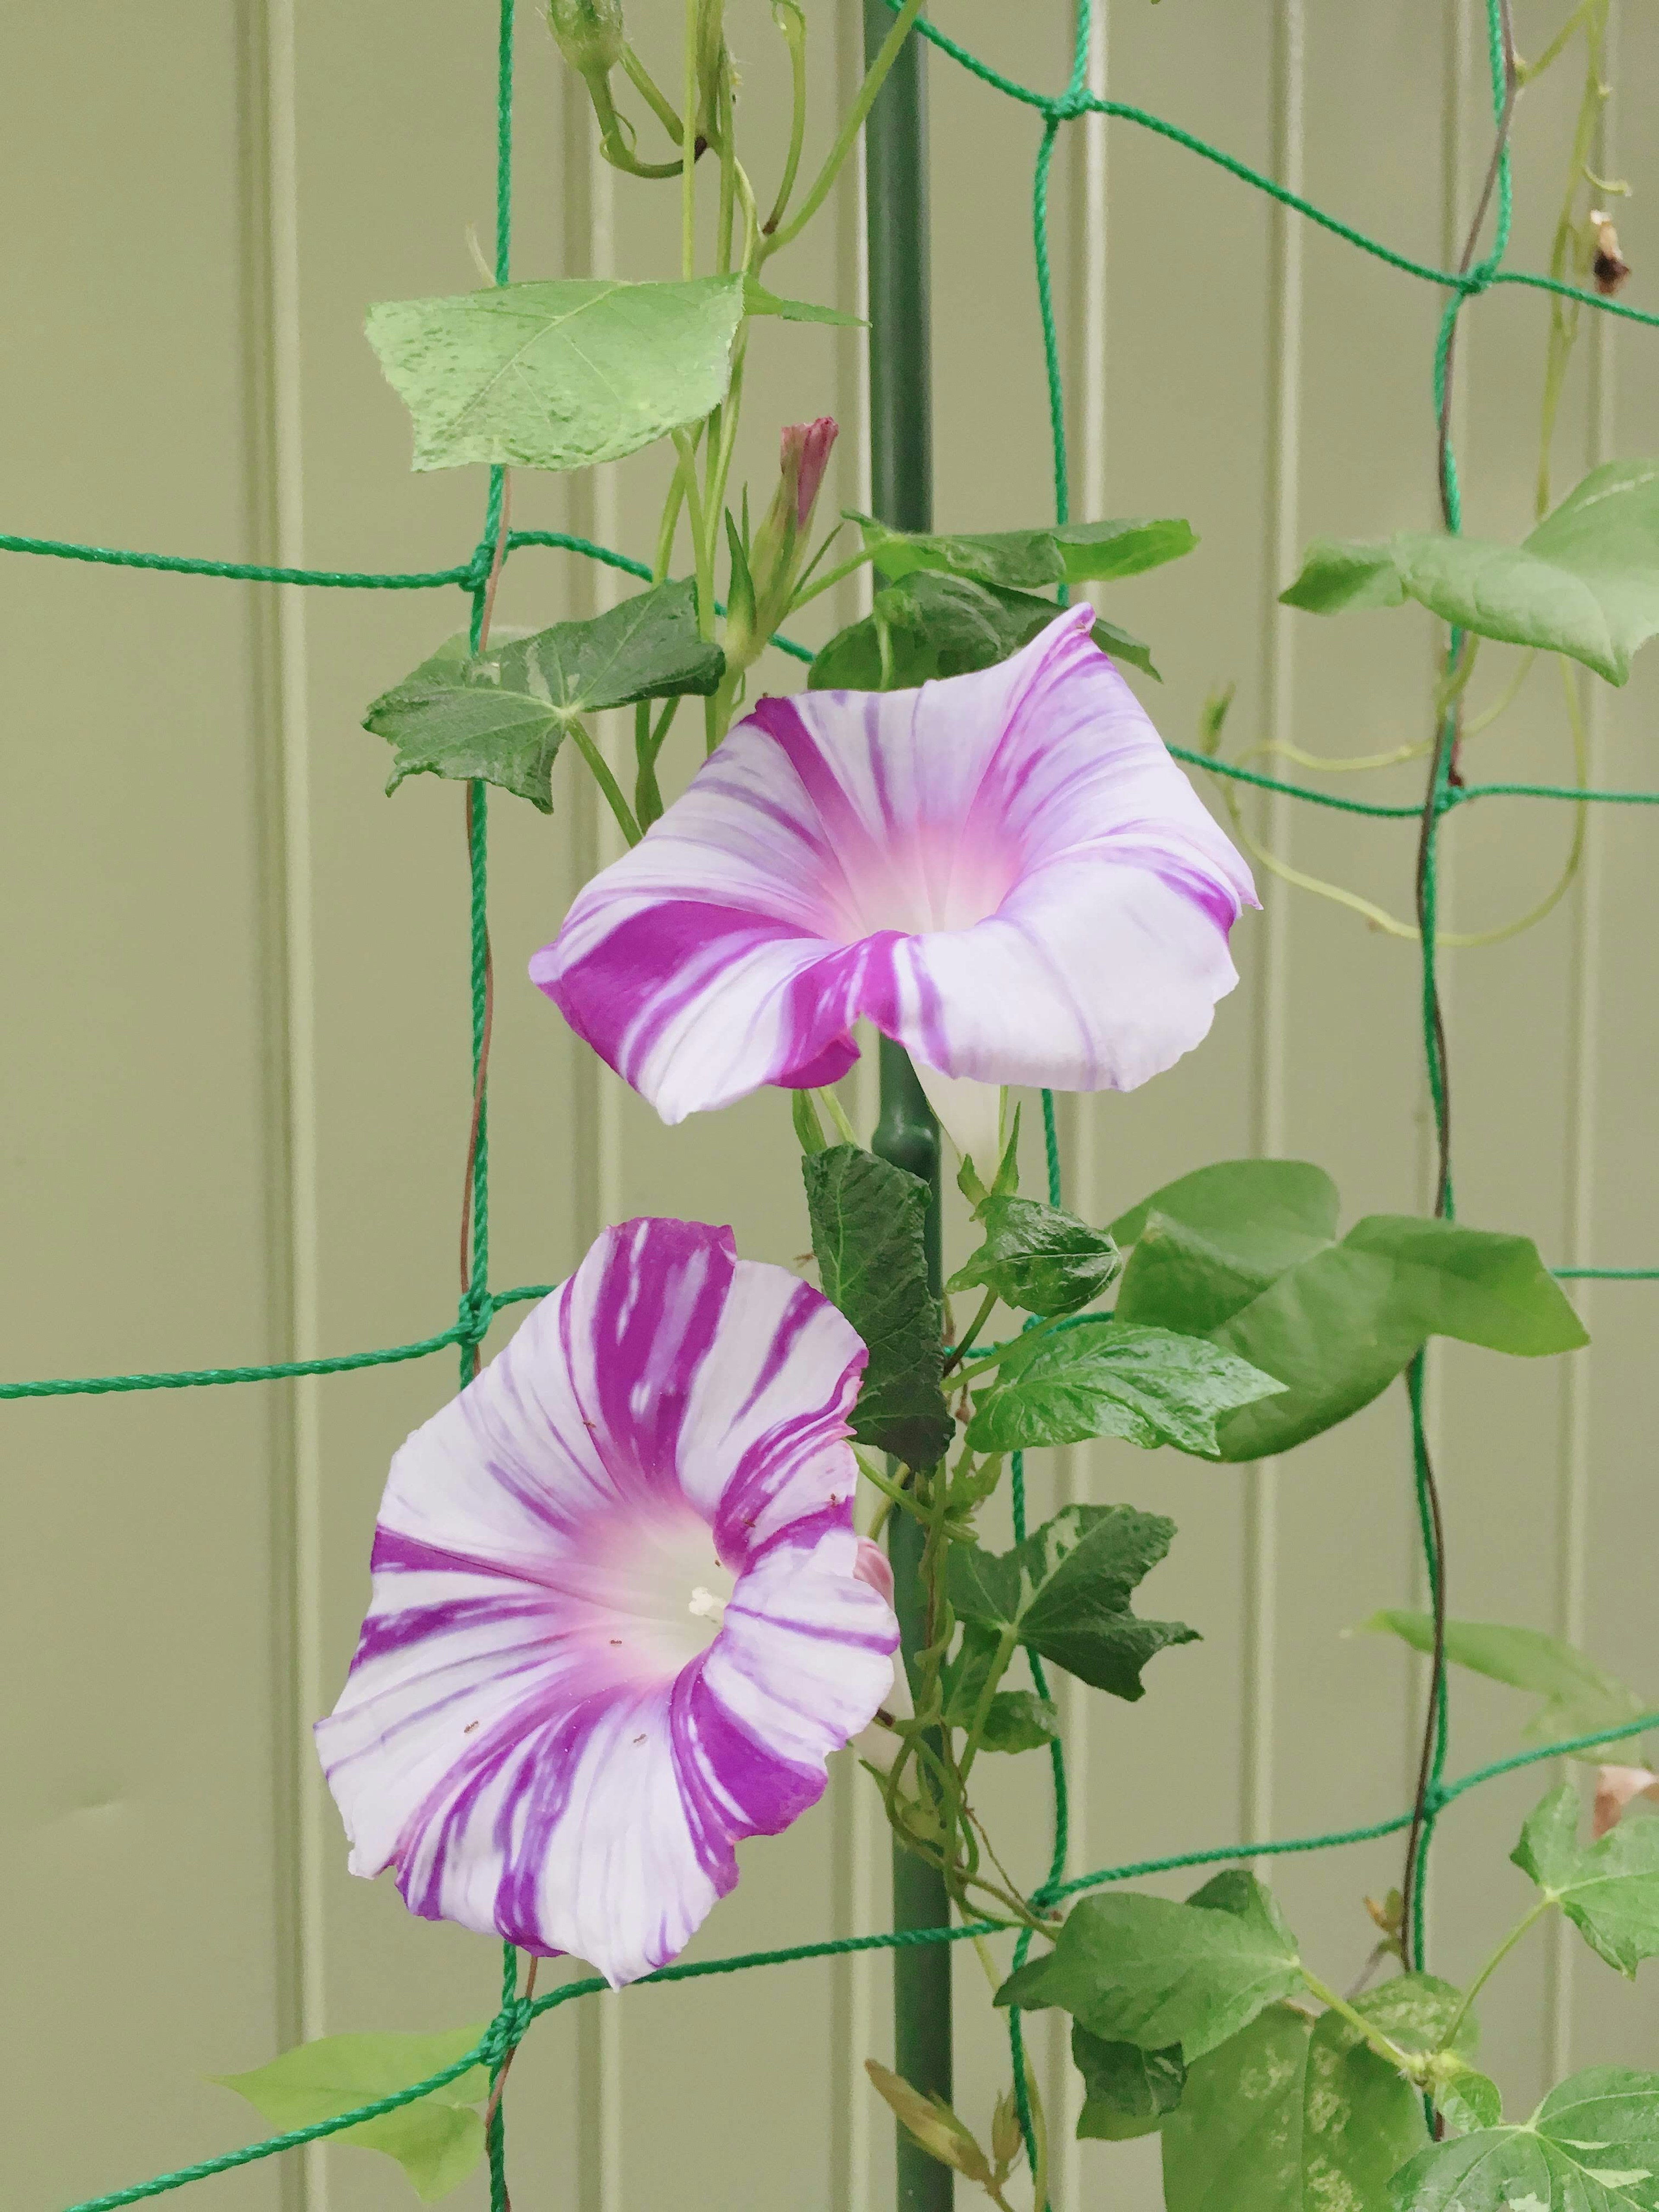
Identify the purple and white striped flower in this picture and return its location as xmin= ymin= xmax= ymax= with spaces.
xmin=315 ymin=1217 xmax=897 ymax=1988
xmin=531 ymin=604 xmax=1256 ymax=1169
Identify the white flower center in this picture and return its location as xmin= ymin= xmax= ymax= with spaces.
xmin=576 ymin=1504 xmax=737 ymax=1679
xmin=688 ymin=1585 xmax=728 ymax=1628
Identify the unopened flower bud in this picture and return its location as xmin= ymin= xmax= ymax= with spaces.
xmin=547 ymin=0 xmax=625 ymax=77
xmin=990 ymin=2088 xmax=1023 ymax=2173
xmin=864 ymin=2063 xmax=994 ymax=2188
xmin=780 ymin=416 xmax=839 ymax=528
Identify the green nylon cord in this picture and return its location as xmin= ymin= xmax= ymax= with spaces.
xmin=67 ymin=1705 xmax=1659 ymax=2212
xmin=16 ymin=1 xmax=1659 ymax=2205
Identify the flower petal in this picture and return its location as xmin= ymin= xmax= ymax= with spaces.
xmin=315 ymin=1218 xmax=896 ymax=1986
xmin=532 ymin=606 xmax=1254 ymax=1123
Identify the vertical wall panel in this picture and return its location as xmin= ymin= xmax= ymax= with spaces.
xmin=6 ymin=7 xmax=1659 ymax=2212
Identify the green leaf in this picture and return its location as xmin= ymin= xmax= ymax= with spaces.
xmin=1388 ymin=2066 xmax=1659 ymax=2210
xmin=802 ymin=1145 xmax=952 ymax=1468
xmin=1110 ymin=1160 xmax=1586 ymax=1461
xmin=1344 ymin=1970 xmax=1477 ymax=2062
xmin=1514 ymin=1785 xmax=1659 ymax=1976
xmin=1160 ymin=1983 xmax=1433 ymax=2212
xmin=966 ymin=1320 xmax=1285 ymax=1458
xmin=213 ymin=2026 xmax=489 ymax=2202
xmin=740 ymin=276 xmax=864 ymax=326
xmin=808 ymin=570 xmax=1159 ymax=690
xmin=948 ymin=1501 xmax=1198 ymax=1700
xmin=848 ymin=510 xmax=1195 ymax=593
xmin=1359 ymin=1613 xmax=1651 ymax=1766
xmin=1073 ymin=2027 xmax=1185 ymax=2141
xmin=1160 ymin=2003 xmax=1309 ymax=2212
xmin=791 ymin=1088 xmax=829 ymax=1155
xmin=978 ymin=1689 xmax=1061 ymax=1752
xmin=1279 ymin=539 xmax=1410 ymax=616
xmin=1438 ymin=2069 xmax=1503 ymax=2133
xmin=947 ymin=1196 xmax=1122 ymax=1317
xmin=363 ymin=583 xmax=724 ymax=810
xmin=1054 ymin=516 xmax=1199 ymax=583
xmin=1281 ymin=460 xmax=1659 ymax=685
xmin=997 ymin=1875 xmax=1303 ymax=2059
xmin=367 ymin=274 xmax=759 ymax=472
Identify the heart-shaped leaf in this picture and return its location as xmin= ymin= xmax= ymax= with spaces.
xmin=1160 ymin=1988 xmax=1432 ymax=2212
xmin=1109 ymin=1160 xmax=1586 ymax=1460
xmin=1360 ymin=1613 xmax=1651 ymax=1767
xmin=213 ymin=2026 xmax=489 ymax=2202
xmin=1281 ymin=460 xmax=1659 ymax=685
xmin=366 ymin=273 xmax=848 ymax=473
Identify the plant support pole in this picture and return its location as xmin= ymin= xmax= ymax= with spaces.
xmin=863 ymin=8 xmax=950 ymax=2207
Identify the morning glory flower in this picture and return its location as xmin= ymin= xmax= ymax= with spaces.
xmin=531 ymin=604 xmax=1255 ymax=1168
xmin=315 ymin=1217 xmax=898 ymax=1988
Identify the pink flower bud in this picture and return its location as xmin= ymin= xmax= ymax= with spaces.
xmin=781 ymin=416 xmax=838 ymax=528
xmin=852 ymin=1536 xmax=895 ymax=1607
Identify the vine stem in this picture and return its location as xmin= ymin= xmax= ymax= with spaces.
xmin=1440 ymin=1896 xmax=1555 ymax=2053
xmin=1300 ymin=1969 xmax=1420 ymax=2078
xmin=1397 ymin=0 xmax=1522 ymax=1972
xmin=458 ymin=472 xmax=511 ymax=1381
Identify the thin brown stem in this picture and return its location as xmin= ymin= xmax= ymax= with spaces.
xmin=482 ymin=1956 xmax=542 ymax=2139
xmin=477 ymin=472 xmax=513 ymax=655
xmin=1398 ymin=1414 xmax=1448 ymax=1989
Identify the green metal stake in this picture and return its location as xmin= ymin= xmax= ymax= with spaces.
xmin=863 ymin=10 xmax=951 ymax=2208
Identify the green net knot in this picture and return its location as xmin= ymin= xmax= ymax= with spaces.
xmin=458 ymin=1287 xmax=494 ymax=1348
xmin=480 ymin=1997 xmax=537 ymax=2069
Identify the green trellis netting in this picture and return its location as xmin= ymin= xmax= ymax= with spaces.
xmin=11 ymin=3 xmax=1659 ymax=2208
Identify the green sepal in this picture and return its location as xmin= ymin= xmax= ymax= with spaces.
xmin=791 ymin=1088 xmax=829 ymax=1155
xmin=723 ymin=506 xmax=756 ymax=635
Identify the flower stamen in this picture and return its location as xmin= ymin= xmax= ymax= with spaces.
xmin=688 ymin=1584 xmax=728 ymax=1629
